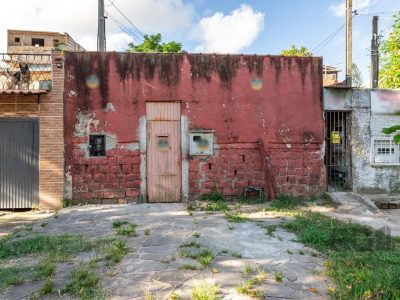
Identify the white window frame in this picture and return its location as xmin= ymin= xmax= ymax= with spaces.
xmin=371 ymin=137 xmax=400 ymax=166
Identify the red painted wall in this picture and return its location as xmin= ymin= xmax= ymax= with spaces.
xmin=64 ymin=52 xmax=326 ymax=202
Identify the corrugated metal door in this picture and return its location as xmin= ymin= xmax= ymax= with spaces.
xmin=0 ymin=119 xmax=39 ymax=208
xmin=147 ymin=102 xmax=181 ymax=202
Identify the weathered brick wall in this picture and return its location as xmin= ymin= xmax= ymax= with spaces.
xmin=0 ymin=51 xmax=64 ymax=209
xmin=269 ymin=144 xmax=326 ymax=195
xmin=189 ymin=143 xmax=326 ymax=199
xmin=64 ymin=53 xmax=326 ymax=202
xmin=68 ymin=146 xmax=140 ymax=204
xmin=189 ymin=144 xmax=265 ymax=198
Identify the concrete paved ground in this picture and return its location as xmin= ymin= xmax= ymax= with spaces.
xmin=0 ymin=204 xmax=333 ymax=299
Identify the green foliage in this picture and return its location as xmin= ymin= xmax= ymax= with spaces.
xmin=113 ymin=221 xmax=137 ymax=237
xmin=280 ymin=45 xmax=312 ymax=57
xmin=103 ymin=239 xmax=129 ymax=263
xmin=0 ymin=234 xmax=92 ymax=260
xmin=383 ymin=125 xmax=400 ymax=144
xmin=224 ymin=213 xmax=249 ymax=223
xmin=200 ymin=189 xmax=229 ymax=211
xmin=352 ymin=63 xmax=363 ymax=87
xmin=179 ymin=264 xmax=198 ymax=270
xmin=127 ymin=33 xmax=182 ymax=53
xmin=64 ymin=264 xmax=102 ymax=300
xmin=192 ymin=282 xmax=221 ymax=300
xmin=266 ymin=195 xmax=307 ymax=212
xmin=282 ymin=211 xmax=400 ymax=299
xmin=380 ymin=12 xmax=400 ymax=89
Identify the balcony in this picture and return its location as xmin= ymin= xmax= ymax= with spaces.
xmin=0 ymin=53 xmax=52 ymax=94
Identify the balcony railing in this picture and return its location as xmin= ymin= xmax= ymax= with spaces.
xmin=0 ymin=53 xmax=52 ymax=91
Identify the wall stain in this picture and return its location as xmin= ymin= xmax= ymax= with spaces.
xmin=269 ymin=57 xmax=282 ymax=83
xmin=243 ymin=55 xmax=264 ymax=76
xmin=114 ymin=53 xmax=183 ymax=86
xmin=65 ymin=52 xmax=109 ymax=109
xmin=188 ymin=54 xmax=240 ymax=88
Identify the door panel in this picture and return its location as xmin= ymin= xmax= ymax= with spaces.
xmin=0 ymin=119 xmax=39 ymax=208
xmin=147 ymin=102 xmax=181 ymax=202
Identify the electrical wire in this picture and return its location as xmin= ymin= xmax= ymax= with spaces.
xmin=106 ymin=10 xmax=143 ymax=42
xmin=106 ymin=0 xmax=145 ymax=39
xmin=312 ymin=23 xmax=346 ymax=53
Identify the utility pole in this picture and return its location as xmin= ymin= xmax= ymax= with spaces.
xmin=371 ymin=16 xmax=379 ymax=88
xmin=345 ymin=0 xmax=352 ymax=86
xmin=97 ymin=0 xmax=106 ymax=51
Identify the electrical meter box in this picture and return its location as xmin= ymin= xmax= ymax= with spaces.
xmin=189 ymin=130 xmax=214 ymax=155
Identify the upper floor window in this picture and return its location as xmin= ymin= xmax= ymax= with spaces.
xmin=14 ymin=37 xmax=20 ymax=43
xmin=53 ymin=39 xmax=59 ymax=47
xmin=32 ymin=38 xmax=44 ymax=47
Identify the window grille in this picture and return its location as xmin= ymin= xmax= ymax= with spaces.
xmin=372 ymin=138 xmax=400 ymax=165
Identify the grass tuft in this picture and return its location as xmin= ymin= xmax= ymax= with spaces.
xmin=192 ymin=282 xmax=221 ymax=300
xmin=63 ymin=264 xmax=101 ymax=300
xmin=224 ymin=213 xmax=249 ymax=223
xmin=113 ymin=221 xmax=137 ymax=237
xmin=179 ymin=264 xmax=198 ymax=270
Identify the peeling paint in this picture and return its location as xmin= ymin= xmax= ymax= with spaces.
xmin=103 ymin=102 xmax=116 ymax=113
xmin=74 ymin=110 xmax=99 ymax=137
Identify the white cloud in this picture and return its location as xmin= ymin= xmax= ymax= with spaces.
xmin=0 ymin=0 xmax=195 ymax=51
xmin=192 ymin=4 xmax=265 ymax=53
xmin=329 ymin=0 xmax=377 ymax=17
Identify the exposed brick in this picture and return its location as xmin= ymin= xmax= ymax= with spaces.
xmin=110 ymin=165 xmax=121 ymax=173
xmin=126 ymin=188 xmax=140 ymax=197
xmin=121 ymin=165 xmax=132 ymax=174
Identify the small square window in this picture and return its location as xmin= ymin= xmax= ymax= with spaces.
xmin=372 ymin=138 xmax=400 ymax=165
xmin=53 ymin=39 xmax=59 ymax=47
xmin=89 ymin=135 xmax=106 ymax=157
xmin=14 ymin=37 xmax=20 ymax=43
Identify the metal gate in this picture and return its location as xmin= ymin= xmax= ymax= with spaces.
xmin=0 ymin=119 xmax=39 ymax=208
xmin=146 ymin=102 xmax=181 ymax=202
xmin=324 ymin=111 xmax=351 ymax=191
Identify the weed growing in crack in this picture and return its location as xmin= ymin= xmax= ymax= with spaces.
xmin=265 ymin=224 xmax=278 ymax=237
xmin=275 ymin=271 xmax=284 ymax=282
xmin=224 ymin=213 xmax=249 ymax=223
xmin=242 ymin=264 xmax=254 ymax=276
xmin=179 ymin=264 xmax=198 ymax=270
xmin=113 ymin=221 xmax=137 ymax=237
xmin=192 ymin=232 xmax=201 ymax=238
xmin=144 ymin=229 xmax=150 ymax=236
xmin=231 ymin=252 xmax=242 ymax=259
xmin=192 ymin=281 xmax=221 ymax=300
xmin=63 ymin=263 xmax=102 ymax=299
xmin=180 ymin=241 xmax=201 ymax=248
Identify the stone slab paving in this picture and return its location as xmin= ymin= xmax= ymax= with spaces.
xmin=1 ymin=204 xmax=334 ymax=299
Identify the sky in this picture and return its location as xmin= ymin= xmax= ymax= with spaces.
xmin=0 ymin=0 xmax=398 ymax=85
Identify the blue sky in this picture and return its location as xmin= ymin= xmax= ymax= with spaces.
xmin=1 ymin=0 xmax=399 ymax=84
xmin=164 ymin=0 xmax=399 ymax=83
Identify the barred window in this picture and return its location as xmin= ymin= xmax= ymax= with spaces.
xmin=372 ymin=138 xmax=400 ymax=165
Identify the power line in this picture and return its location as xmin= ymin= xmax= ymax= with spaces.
xmin=106 ymin=10 xmax=143 ymax=42
xmin=106 ymin=0 xmax=145 ymax=39
xmin=312 ymin=23 xmax=346 ymax=53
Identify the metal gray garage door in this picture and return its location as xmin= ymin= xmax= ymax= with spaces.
xmin=0 ymin=119 xmax=39 ymax=208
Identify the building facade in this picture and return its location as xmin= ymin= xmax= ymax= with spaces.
xmin=63 ymin=52 xmax=326 ymax=204
xmin=324 ymin=87 xmax=400 ymax=193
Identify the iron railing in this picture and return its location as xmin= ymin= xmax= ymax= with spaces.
xmin=0 ymin=53 xmax=52 ymax=90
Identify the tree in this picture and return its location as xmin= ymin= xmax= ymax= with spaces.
xmin=379 ymin=12 xmax=400 ymax=88
xmin=280 ymin=45 xmax=312 ymax=57
xmin=127 ymin=33 xmax=182 ymax=53
xmin=380 ymin=12 xmax=400 ymax=143
xmin=352 ymin=63 xmax=363 ymax=87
